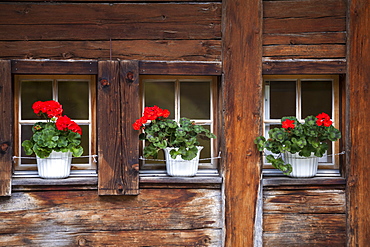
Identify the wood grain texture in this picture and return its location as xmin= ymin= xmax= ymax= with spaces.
xmin=0 ymin=189 xmax=222 ymax=246
xmin=139 ymin=61 xmax=222 ymax=75
xmin=346 ymin=0 xmax=370 ymax=245
xmin=222 ymin=0 xmax=262 ymax=246
xmin=263 ymin=59 xmax=346 ymax=74
xmin=10 ymin=60 xmax=97 ymax=74
xmin=0 ymin=60 xmax=12 ymax=196
xmin=0 ymin=40 xmax=221 ymax=61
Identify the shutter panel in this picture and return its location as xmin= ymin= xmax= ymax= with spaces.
xmin=97 ymin=60 xmax=139 ymax=195
xmin=0 ymin=60 xmax=12 ymax=196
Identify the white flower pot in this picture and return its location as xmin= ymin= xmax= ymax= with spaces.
xmin=163 ymin=146 xmax=203 ymax=177
xmin=284 ymin=152 xmax=319 ymax=178
xmin=36 ymin=151 xmax=72 ymax=179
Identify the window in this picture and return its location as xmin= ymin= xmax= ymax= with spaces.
xmin=13 ymin=75 xmax=96 ymax=177
xmin=263 ymin=75 xmax=340 ymax=172
xmin=140 ymin=75 xmax=218 ymax=170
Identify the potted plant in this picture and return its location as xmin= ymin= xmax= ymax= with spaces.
xmin=22 ymin=100 xmax=84 ymax=179
xmin=254 ymin=113 xmax=341 ymax=177
xmin=133 ymin=105 xmax=216 ymax=176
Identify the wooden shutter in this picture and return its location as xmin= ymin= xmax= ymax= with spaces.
xmin=97 ymin=60 xmax=139 ymax=195
xmin=0 ymin=60 xmax=12 ymax=196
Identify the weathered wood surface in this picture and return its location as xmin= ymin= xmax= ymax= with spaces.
xmin=0 ymin=189 xmax=222 ymax=246
xmin=139 ymin=61 xmax=222 ymax=75
xmin=0 ymin=40 xmax=221 ymax=61
xmin=263 ymin=59 xmax=346 ymax=74
xmin=263 ymin=187 xmax=346 ymax=246
xmin=11 ymin=60 xmax=97 ymax=74
xmin=263 ymin=0 xmax=347 ymax=60
xmin=222 ymin=0 xmax=262 ymax=246
xmin=0 ymin=60 xmax=12 ymax=196
xmin=347 ymin=0 xmax=370 ymax=245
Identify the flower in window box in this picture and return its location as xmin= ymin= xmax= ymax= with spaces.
xmin=22 ymin=100 xmax=84 ymax=158
xmin=133 ymin=105 xmax=216 ymax=161
xmin=254 ymin=113 xmax=341 ymax=175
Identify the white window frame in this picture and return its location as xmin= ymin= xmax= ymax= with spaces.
xmin=263 ymin=75 xmax=340 ymax=172
xmin=140 ymin=75 xmax=218 ymax=170
xmin=13 ymin=75 xmax=97 ymax=177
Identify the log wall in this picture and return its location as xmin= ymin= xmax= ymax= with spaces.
xmin=0 ymin=188 xmax=222 ymax=246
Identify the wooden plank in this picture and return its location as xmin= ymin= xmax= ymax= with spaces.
xmin=263 ymin=44 xmax=346 ymax=59
xmin=139 ymin=61 xmax=222 ymax=75
xmin=263 ymin=32 xmax=346 ymax=45
xmin=0 ymin=189 xmax=223 ymax=235
xmin=0 ymin=3 xmax=221 ymax=26
xmin=11 ymin=60 xmax=97 ymax=74
xmin=120 ymin=60 xmax=140 ymax=195
xmin=263 ymin=189 xmax=346 ymax=214
xmin=222 ymin=0 xmax=262 ymax=246
xmin=0 ymin=60 xmax=12 ymax=196
xmin=263 ymin=232 xmax=345 ymax=247
xmin=264 ymin=17 xmax=346 ymax=34
xmin=347 ymin=0 xmax=370 ymax=245
xmin=0 ymin=40 xmax=222 ymax=61
xmin=262 ymin=60 xmax=346 ymax=74
xmin=263 ymin=0 xmax=347 ymax=18
xmin=3 ymin=0 xmax=221 ymax=2
xmin=97 ymin=61 xmax=124 ymax=195
xmin=262 ymin=177 xmax=346 ymax=186
xmin=0 ymin=229 xmax=223 ymax=247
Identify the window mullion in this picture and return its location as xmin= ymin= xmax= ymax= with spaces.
xmin=297 ymin=79 xmax=301 ymax=121
xmin=175 ymin=79 xmax=180 ymax=121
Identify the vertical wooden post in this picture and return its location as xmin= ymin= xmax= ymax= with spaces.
xmin=0 ymin=60 xmax=12 ymax=196
xmin=222 ymin=0 xmax=263 ymax=246
xmin=347 ymin=0 xmax=370 ymax=245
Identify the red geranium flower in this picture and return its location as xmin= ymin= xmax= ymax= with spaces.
xmin=316 ymin=112 xmax=332 ymax=127
xmin=282 ymin=119 xmax=295 ymax=129
xmin=32 ymin=100 xmax=63 ymax=118
xmin=133 ymin=106 xmax=171 ymax=130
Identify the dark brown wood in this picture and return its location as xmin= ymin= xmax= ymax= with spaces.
xmin=97 ymin=61 xmax=124 ymax=195
xmin=120 ymin=60 xmax=140 ymax=195
xmin=0 ymin=40 xmax=221 ymax=61
xmin=263 ymin=0 xmax=346 ymax=19
xmin=347 ymin=0 xmax=370 ymax=245
xmin=0 ymin=60 xmax=12 ymax=196
xmin=11 ymin=60 xmax=97 ymax=74
xmin=263 ymin=189 xmax=346 ymax=214
xmin=139 ymin=61 xmax=222 ymax=75
xmin=262 ymin=177 xmax=346 ymax=186
xmin=263 ymin=44 xmax=346 ymax=59
xmin=222 ymin=0 xmax=262 ymax=246
xmin=263 ymin=32 xmax=346 ymax=45
xmin=0 ymin=189 xmax=222 ymax=246
xmin=262 ymin=59 xmax=346 ymax=74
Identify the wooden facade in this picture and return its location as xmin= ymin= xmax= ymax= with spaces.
xmin=0 ymin=0 xmax=369 ymax=246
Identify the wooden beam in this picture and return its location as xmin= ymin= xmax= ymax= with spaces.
xmin=11 ymin=60 xmax=97 ymax=74
xmin=263 ymin=59 xmax=346 ymax=74
xmin=139 ymin=61 xmax=221 ymax=75
xmin=222 ymin=0 xmax=262 ymax=246
xmin=0 ymin=60 xmax=12 ymax=196
xmin=347 ymin=0 xmax=370 ymax=245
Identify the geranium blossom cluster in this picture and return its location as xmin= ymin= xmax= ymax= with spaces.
xmin=316 ymin=112 xmax=333 ymax=127
xmin=32 ymin=100 xmax=82 ymax=135
xmin=133 ymin=105 xmax=170 ymax=130
xmin=32 ymin=100 xmax=63 ymax=118
xmin=282 ymin=112 xmax=333 ymax=129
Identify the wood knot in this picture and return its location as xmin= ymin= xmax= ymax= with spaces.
xmin=99 ymin=78 xmax=110 ymax=87
xmin=132 ymin=163 xmax=139 ymax=171
xmin=125 ymin=71 xmax=134 ymax=83
xmin=0 ymin=142 xmax=10 ymax=154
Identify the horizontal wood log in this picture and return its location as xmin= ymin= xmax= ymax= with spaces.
xmin=263 ymin=32 xmax=346 ymax=45
xmin=0 ymin=3 xmax=221 ymax=26
xmin=0 ymin=189 xmax=222 ymax=245
xmin=0 ymin=40 xmax=221 ymax=61
xmin=8 ymin=0 xmax=221 ymax=2
xmin=263 ymin=0 xmax=346 ymax=18
xmin=264 ymin=17 xmax=346 ymax=34
xmin=263 ymin=59 xmax=346 ymax=74
xmin=263 ymin=232 xmax=346 ymax=247
xmin=0 ymin=229 xmax=222 ymax=247
xmin=139 ymin=61 xmax=222 ymax=75
xmin=262 ymin=177 xmax=346 ymax=186
xmin=11 ymin=60 xmax=97 ymax=74
xmin=263 ymin=44 xmax=346 ymax=58
xmin=263 ymin=189 xmax=345 ymax=214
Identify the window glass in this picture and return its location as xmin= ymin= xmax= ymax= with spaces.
xmin=14 ymin=75 xmax=96 ymax=173
xmin=301 ymin=80 xmax=332 ymax=118
xmin=268 ymin=80 xmax=296 ymax=119
xmin=141 ymin=76 xmax=217 ymax=170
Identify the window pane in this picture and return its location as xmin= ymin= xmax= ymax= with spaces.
xmin=197 ymin=125 xmax=212 ymax=163
xmin=58 ymin=80 xmax=89 ymax=120
xmin=20 ymin=125 xmax=36 ymax=165
xmin=268 ymin=81 xmax=296 ymax=119
xmin=301 ymin=80 xmax=332 ymax=118
xmin=145 ymin=81 xmax=175 ymax=118
xmin=72 ymin=125 xmax=89 ymax=165
xmin=21 ymin=80 xmax=52 ymax=120
xmin=180 ymin=81 xmax=210 ymax=119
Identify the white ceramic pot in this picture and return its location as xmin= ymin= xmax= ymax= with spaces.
xmin=284 ymin=152 xmax=319 ymax=178
xmin=36 ymin=151 xmax=72 ymax=179
xmin=163 ymin=146 xmax=203 ymax=177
